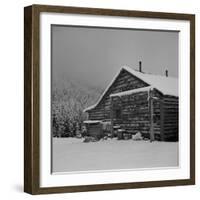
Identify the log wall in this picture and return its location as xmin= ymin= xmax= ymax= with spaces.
xmin=163 ymin=95 xmax=179 ymax=141
xmin=87 ymin=69 xmax=179 ymax=141
xmin=88 ymin=69 xmax=148 ymax=120
xmin=112 ymin=91 xmax=150 ymax=137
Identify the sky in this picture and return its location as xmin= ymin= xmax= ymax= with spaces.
xmin=52 ymin=25 xmax=178 ymax=90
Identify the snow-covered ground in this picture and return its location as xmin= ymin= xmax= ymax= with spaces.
xmin=52 ymin=138 xmax=178 ymax=173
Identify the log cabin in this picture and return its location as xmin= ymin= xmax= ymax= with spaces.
xmin=84 ymin=65 xmax=178 ymax=141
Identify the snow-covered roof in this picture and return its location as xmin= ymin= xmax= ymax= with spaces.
xmin=84 ymin=66 xmax=178 ymax=112
xmin=123 ymin=66 xmax=178 ymax=97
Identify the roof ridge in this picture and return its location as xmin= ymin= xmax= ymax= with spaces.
xmin=122 ymin=65 xmax=177 ymax=79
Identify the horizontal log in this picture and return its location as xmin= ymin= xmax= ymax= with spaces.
xmin=164 ymin=131 xmax=178 ymax=135
xmin=164 ymin=112 xmax=178 ymax=116
xmin=164 ymin=125 xmax=178 ymax=129
xmin=164 ymin=98 xmax=178 ymax=102
xmin=164 ymin=101 xmax=178 ymax=105
xmin=89 ymin=113 xmax=104 ymax=117
xmin=164 ymin=105 xmax=179 ymax=108
xmin=164 ymin=120 xmax=178 ymax=123
xmin=164 ymin=95 xmax=178 ymax=99
xmin=164 ymin=124 xmax=178 ymax=127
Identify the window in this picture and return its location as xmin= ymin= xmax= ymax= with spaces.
xmin=115 ymin=108 xmax=122 ymax=119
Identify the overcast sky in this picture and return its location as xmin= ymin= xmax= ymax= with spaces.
xmin=52 ymin=25 xmax=178 ymax=89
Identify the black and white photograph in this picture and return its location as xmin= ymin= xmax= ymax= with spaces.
xmin=23 ymin=4 xmax=195 ymax=195
xmin=51 ymin=25 xmax=179 ymax=173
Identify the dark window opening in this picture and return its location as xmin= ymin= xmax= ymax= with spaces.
xmin=153 ymin=114 xmax=160 ymax=124
xmin=115 ymin=109 xmax=122 ymax=119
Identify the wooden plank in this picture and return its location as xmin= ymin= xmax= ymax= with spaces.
xmin=110 ymin=97 xmax=114 ymax=136
xmin=149 ymin=93 xmax=155 ymax=142
xmin=160 ymin=99 xmax=165 ymax=141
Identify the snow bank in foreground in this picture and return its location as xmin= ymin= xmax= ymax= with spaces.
xmin=52 ymin=138 xmax=178 ymax=173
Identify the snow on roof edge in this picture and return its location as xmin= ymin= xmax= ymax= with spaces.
xmin=83 ymin=104 xmax=97 ymax=112
xmin=83 ymin=67 xmax=123 ymax=112
xmin=84 ymin=66 xmax=178 ymax=112
xmin=83 ymin=120 xmax=102 ymax=124
xmin=110 ymin=86 xmax=153 ymax=97
xmin=123 ymin=66 xmax=178 ymax=97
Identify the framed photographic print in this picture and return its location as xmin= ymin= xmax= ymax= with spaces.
xmin=24 ymin=4 xmax=195 ymax=194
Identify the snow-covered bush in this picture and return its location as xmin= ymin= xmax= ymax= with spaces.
xmin=52 ymin=80 xmax=101 ymax=137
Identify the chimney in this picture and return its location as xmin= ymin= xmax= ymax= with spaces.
xmin=165 ymin=70 xmax=168 ymax=77
xmin=139 ymin=61 xmax=142 ymax=72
